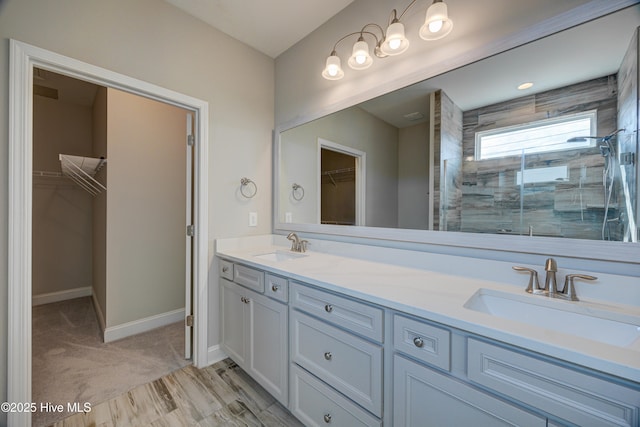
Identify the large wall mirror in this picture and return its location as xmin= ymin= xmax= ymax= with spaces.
xmin=275 ymin=7 xmax=640 ymax=263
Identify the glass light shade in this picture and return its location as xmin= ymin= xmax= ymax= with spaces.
xmin=322 ymin=54 xmax=344 ymax=80
xmin=420 ymin=1 xmax=453 ymax=41
xmin=380 ymin=21 xmax=409 ymax=56
xmin=348 ymin=40 xmax=373 ymax=70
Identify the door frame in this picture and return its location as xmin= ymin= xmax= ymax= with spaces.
xmin=8 ymin=39 xmax=209 ymax=427
xmin=317 ymin=138 xmax=366 ymax=225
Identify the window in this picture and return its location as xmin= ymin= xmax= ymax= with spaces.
xmin=475 ymin=110 xmax=597 ymax=160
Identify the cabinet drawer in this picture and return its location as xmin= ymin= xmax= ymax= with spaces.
xmin=265 ymin=273 xmax=288 ymax=303
xmin=393 ymin=314 xmax=451 ymax=371
xmin=468 ymin=338 xmax=640 ymax=427
xmin=234 ymin=264 xmax=264 ymax=293
xmin=219 ymin=259 xmax=234 ymax=280
xmin=291 ymin=310 xmax=383 ymax=416
xmin=290 ymin=364 xmax=381 ymax=427
xmin=394 ymin=354 xmax=545 ymax=427
xmin=290 ymin=281 xmax=383 ymax=342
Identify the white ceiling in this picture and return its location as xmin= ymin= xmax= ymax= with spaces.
xmin=163 ymin=0 xmax=355 ymax=58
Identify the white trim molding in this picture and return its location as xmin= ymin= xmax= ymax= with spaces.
xmin=103 ymin=309 xmax=185 ymax=343
xmin=32 ymin=286 xmax=92 ymax=306
xmin=8 ymin=39 xmax=210 ymax=427
xmin=207 ymin=345 xmax=228 ymax=366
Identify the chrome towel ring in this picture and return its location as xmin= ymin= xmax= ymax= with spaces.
xmin=292 ymin=183 xmax=305 ymax=201
xmin=240 ymin=177 xmax=257 ymax=198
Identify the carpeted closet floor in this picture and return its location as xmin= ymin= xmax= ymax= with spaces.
xmin=32 ymin=297 xmax=191 ymax=427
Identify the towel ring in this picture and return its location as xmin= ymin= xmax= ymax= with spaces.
xmin=240 ymin=177 xmax=257 ymax=198
xmin=292 ymin=183 xmax=305 ymax=201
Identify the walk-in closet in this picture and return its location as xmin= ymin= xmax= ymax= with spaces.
xmin=31 ymin=68 xmax=192 ymax=426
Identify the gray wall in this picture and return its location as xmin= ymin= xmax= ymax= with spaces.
xmin=279 ymin=106 xmax=399 ymax=227
xmin=0 ymin=0 xmax=274 ymax=414
xmin=32 ymin=94 xmax=94 ymax=297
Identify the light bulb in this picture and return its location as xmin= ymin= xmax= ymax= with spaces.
xmin=420 ymin=1 xmax=453 ymax=41
xmin=348 ymin=39 xmax=373 ymax=70
xmin=322 ymin=53 xmax=344 ymax=80
xmin=380 ymin=21 xmax=409 ymax=56
xmin=428 ymin=19 xmax=443 ymax=33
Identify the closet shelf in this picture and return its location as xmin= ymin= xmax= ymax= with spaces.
xmin=59 ymin=154 xmax=107 ymax=196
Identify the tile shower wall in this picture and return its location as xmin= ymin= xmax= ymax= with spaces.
xmin=457 ymin=75 xmax=618 ymax=239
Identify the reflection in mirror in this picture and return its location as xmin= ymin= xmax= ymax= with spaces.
xmin=277 ymin=8 xmax=640 ymax=243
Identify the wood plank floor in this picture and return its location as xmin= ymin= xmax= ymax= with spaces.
xmin=52 ymin=358 xmax=304 ymax=426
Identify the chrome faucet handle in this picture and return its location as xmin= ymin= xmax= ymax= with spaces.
xmin=299 ymin=240 xmax=308 ymax=253
xmin=512 ymin=266 xmax=541 ymax=294
xmin=561 ymin=274 xmax=597 ymax=302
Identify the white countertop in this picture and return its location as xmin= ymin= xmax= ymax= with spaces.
xmin=215 ymin=238 xmax=640 ymax=384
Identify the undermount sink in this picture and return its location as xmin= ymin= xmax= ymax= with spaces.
xmin=253 ymin=250 xmax=308 ymax=262
xmin=464 ymin=289 xmax=640 ymax=348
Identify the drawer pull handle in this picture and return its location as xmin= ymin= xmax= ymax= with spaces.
xmin=324 ymin=352 xmax=332 ymax=361
xmin=323 ymin=414 xmax=332 ymax=423
xmin=324 ymin=304 xmax=333 ymax=313
xmin=241 ymin=297 xmax=250 ymax=304
xmin=413 ymin=337 xmax=424 ymax=348
xmin=222 ymin=266 xmax=229 ymax=273
xmin=271 ymin=284 xmax=279 ymax=292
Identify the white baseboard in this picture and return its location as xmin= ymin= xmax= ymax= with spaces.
xmin=32 ymin=286 xmax=92 ymax=306
xmin=207 ymin=345 xmax=227 ymax=365
xmin=91 ymin=292 xmax=106 ymax=337
xmin=104 ymin=308 xmax=185 ymax=343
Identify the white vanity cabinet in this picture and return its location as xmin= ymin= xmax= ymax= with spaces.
xmin=391 ymin=312 xmax=640 ymax=427
xmin=289 ymin=281 xmax=384 ymax=426
xmin=219 ymin=264 xmax=288 ymax=406
xmin=467 ymin=338 xmax=640 ymax=427
xmin=217 ymin=254 xmax=640 ymax=427
xmin=392 ymin=313 xmax=545 ymax=426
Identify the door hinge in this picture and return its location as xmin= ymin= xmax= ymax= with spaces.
xmin=185 ymin=315 xmax=194 ymax=327
xmin=186 ymin=224 xmax=195 ymax=236
xmin=187 ymin=135 xmax=195 ymax=147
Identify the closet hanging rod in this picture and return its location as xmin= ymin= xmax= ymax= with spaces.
xmin=59 ymin=154 xmax=107 ymax=196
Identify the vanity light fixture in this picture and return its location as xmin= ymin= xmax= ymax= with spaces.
xmin=322 ymin=0 xmax=453 ymax=80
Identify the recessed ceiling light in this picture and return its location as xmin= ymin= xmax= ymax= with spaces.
xmin=517 ymin=82 xmax=534 ymax=90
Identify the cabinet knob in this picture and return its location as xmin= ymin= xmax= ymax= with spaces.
xmin=222 ymin=266 xmax=229 ymax=273
xmin=240 ymin=297 xmax=249 ymax=304
xmin=413 ymin=337 xmax=424 ymax=348
xmin=271 ymin=284 xmax=279 ymax=292
xmin=324 ymin=304 xmax=333 ymax=313
xmin=323 ymin=413 xmax=332 ymax=423
xmin=324 ymin=352 xmax=332 ymax=361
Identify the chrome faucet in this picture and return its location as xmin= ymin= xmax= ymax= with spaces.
xmin=287 ymin=232 xmax=308 ymax=253
xmin=513 ymin=257 xmax=597 ymax=301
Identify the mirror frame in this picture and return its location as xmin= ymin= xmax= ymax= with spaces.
xmin=273 ymin=3 xmax=640 ymax=266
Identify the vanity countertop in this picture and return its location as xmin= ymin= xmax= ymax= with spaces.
xmin=216 ymin=241 xmax=640 ymax=384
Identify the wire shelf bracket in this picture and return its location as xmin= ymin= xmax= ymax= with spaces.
xmin=59 ymin=154 xmax=107 ymax=196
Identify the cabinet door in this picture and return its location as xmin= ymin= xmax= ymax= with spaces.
xmin=393 ymin=355 xmax=545 ymax=427
xmin=220 ymin=278 xmax=247 ymax=366
xmin=247 ymin=291 xmax=288 ymax=405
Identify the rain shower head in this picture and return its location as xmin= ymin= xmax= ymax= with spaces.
xmin=566 ymin=129 xmax=626 ymax=143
